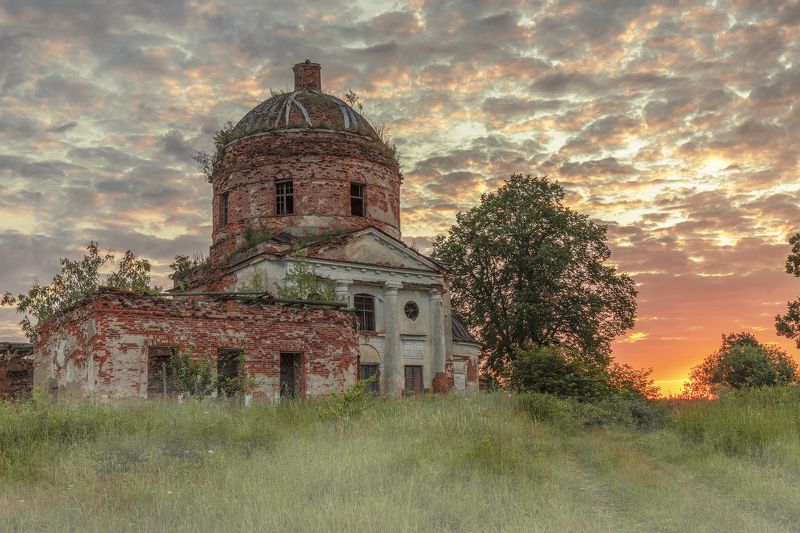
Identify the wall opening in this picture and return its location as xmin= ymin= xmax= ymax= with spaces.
xmin=276 ymin=180 xmax=294 ymax=215
xmin=354 ymin=294 xmax=376 ymax=332
xmin=350 ymin=182 xmax=365 ymax=217
xmin=147 ymin=346 xmax=176 ymax=398
xmin=404 ymin=365 xmax=423 ymax=395
xmin=280 ymin=352 xmax=303 ymax=398
xmin=358 ymin=363 xmax=380 ymax=394
xmin=217 ymin=348 xmax=243 ymax=397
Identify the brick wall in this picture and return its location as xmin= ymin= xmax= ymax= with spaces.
xmin=34 ymin=288 xmax=360 ymax=401
xmin=0 ymin=356 xmax=33 ymax=400
xmin=210 ymin=129 xmax=402 ymax=264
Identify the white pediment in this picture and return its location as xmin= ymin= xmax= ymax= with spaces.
xmin=300 ymin=228 xmax=443 ymax=273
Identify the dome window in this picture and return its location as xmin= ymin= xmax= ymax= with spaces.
xmin=350 ymin=182 xmax=365 ymax=217
xmin=404 ymin=301 xmax=419 ymax=320
xmin=219 ymin=191 xmax=229 ymax=226
xmin=276 ymin=180 xmax=294 ymax=215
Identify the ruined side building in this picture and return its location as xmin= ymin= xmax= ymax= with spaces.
xmin=32 ymin=61 xmax=480 ymax=401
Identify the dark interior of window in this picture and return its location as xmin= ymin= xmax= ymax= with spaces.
xmin=220 ymin=192 xmax=229 ymax=226
xmin=359 ymin=363 xmax=380 ymax=394
xmin=350 ymin=182 xmax=365 ymax=217
xmin=280 ymin=352 xmax=302 ymax=398
xmin=147 ymin=346 xmax=175 ymax=397
xmin=276 ymin=180 xmax=294 ymax=215
xmin=404 ymin=365 xmax=423 ymax=395
xmin=353 ymin=294 xmax=376 ymax=332
xmin=217 ymin=349 xmax=243 ymax=397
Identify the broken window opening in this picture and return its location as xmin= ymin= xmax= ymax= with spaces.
xmin=353 ymin=294 xmax=376 ymax=332
xmin=404 ymin=365 xmax=423 ymax=395
xmin=147 ymin=346 xmax=176 ymax=398
xmin=217 ymin=348 xmax=243 ymax=397
xmin=276 ymin=180 xmax=294 ymax=215
xmin=359 ymin=363 xmax=380 ymax=394
xmin=350 ymin=182 xmax=365 ymax=217
xmin=220 ymin=191 xmax=229 ymax=226
xmin=280 ymin=352 xmax=303 ymax=399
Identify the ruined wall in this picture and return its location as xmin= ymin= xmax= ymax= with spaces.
xmin=0 ymin=356 xmax=33 ymax=400
xmin=34 ymin=289 xmax=360 ymax=401
xmin=210 ymin=129 xmax=402 ymax=264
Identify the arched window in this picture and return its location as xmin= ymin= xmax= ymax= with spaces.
xmin=353 ymin=294 xmax=376 ymax=332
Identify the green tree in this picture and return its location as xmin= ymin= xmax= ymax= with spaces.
xmin=684 ymin=332 xmax=797 ymax=398
xmin=776 ymin=232 xmax=800 ymax=347
xmin=2 ymin=242 xmax=157 ymax=342
xmin=433 ymin=174 xmax=637 ymax=375
xmin=508 ymin=344 xmax=609 ymax=400
xmin=276 ymin=250 xmax=339 ymax=302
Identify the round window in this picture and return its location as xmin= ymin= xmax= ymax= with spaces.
xmin=404 ymin=301 xmax=419 ymax=320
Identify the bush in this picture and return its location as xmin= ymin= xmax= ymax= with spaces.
xmin=517 ymin=392 xmax=665 ymax=430
xmin=509 ymin=344 xmax=609 ymax=400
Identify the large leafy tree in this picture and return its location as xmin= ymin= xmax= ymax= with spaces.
xmin=684 ymin=332 xmax=797 ymax=398
xmin=2 ymin=242 xmax=156 ymax=342
xmin=433 ymin=174 xmax=637 ymax=374
xmin=776 ymin=233 xmax=800 ymax=347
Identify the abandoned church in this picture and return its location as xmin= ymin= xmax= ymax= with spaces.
xmin=26 ymin=61 xmax=480 ymax=401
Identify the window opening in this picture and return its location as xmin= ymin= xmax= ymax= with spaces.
xmin=217 ymin=349 xmax=243 ymax=397
xmin=280 ymin=352 xmax=303 ymax=398
xmin=359 ymin=363 xmax=380 ymax=394
xmin=404 ymin=365 xmax=424 ymax=395
xmin=404 ymin=301 xmax=419 ymax=320
xmin=354 ymin=294 xmax=376 ymax=332
xmin=220 ymin=192 xmax=229 ymax=226
xmin=350 ymin=182 xmax=365 ymax=217
xmin=147 ymin=346 xmax=176 ymax=398
xmin=276 ymin=180 xmax=294 ymax=215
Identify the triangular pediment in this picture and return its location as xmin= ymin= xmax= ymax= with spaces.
xmin=292 ymin=228 xmax=444 ymax=273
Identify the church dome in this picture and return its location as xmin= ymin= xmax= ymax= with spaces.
xmin=229 ymin=61 xmax=378 ymax=142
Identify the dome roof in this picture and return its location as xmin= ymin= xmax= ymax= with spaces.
xmin=229 ymin=88 xmax=377 ymax=142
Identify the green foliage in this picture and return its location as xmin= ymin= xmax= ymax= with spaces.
xmin=516 ymin=392 xmax=665 ymax=430
xmin=433 ymin=174 xmax=637 ymax=375
xmin=509 ymin=344 xmax=609 ymax=400
xmin=685 ymin=332 xmax=798 ymax=398
xmin=237 ymin=268 xmax=266 ymax=293
xmin=276 ymin=250 xmax=339 ymax=302
xmin=509 ymin=343 xmax=659 ymax=402
xmin=168 ymin=348 xmax=215 ymax=398
xmin=193 ymin=121 xmax=237 ymax=182
xmin=215 ymin=352 xmax=258 ymax=399
xmin=318 ymin=375 xmax=378 ymax=420
xmin=169 ymin=253 xmax=209 ymax=291
xmin=231 ymin=224 xmax=272 ymax=257
xmin=776 ymin=232 xmax=800 ymax=347
xmin=673 ymin=385 xmax=800 ymax=456
xmin=2 ymin=242 xmax=157 ymax=342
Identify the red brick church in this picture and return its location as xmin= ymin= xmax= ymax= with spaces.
xmin=33 ymin=61 xmax=480 ymax=401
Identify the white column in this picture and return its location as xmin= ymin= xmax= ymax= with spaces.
xmin=383 ymin=281 xmax=403 ymax=397
xmin=430 ymin=289 xmax=447 ymax=388
xmin=334 ymin=279 xmax=352 ymax=306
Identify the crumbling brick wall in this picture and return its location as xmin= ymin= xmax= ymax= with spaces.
xmin=210 ymin=129 xmax=402 ymax=264
xmin=34 ymin=288 xmax=359 ymax=401
xmin=0 ymin=356 xmax=33 ymax=400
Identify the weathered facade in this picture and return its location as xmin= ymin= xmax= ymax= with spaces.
xmin=34 ymin=288 xmax=359 ymax=400
xmin=30 ymin=60 xmax=480 ymax=400
xmin=0 ymin=342 xmax=34 ymax=400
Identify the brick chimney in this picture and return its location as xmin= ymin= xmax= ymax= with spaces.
xmin=293 ymin=60 xmax=321 ymax=91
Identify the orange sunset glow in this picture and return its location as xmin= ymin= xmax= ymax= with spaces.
xmin=1 ymin=1 xmax=798 ymax=396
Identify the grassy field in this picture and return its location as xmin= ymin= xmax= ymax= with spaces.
xmin=1 ymin=388 xmax=799 ymax=532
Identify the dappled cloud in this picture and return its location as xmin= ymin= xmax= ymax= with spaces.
xmin=0 ymin=0 xmax=798 ymax=394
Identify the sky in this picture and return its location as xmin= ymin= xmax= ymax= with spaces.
xmin=1 ymin=0 xmax=798 ymax=394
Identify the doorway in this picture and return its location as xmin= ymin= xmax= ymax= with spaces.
xmin=280 ymin=352 xmax=302 ymax=398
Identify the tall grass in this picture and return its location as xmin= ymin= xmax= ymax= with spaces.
xmin=1 ymin=390 xmax=799 ymax=531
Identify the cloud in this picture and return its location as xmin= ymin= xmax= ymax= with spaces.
xmin=0 ymin=0 xmax=798 ymax=394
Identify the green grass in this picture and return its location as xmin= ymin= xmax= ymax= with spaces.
xmin=1 ymin=389 xmax=799 ymax=532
